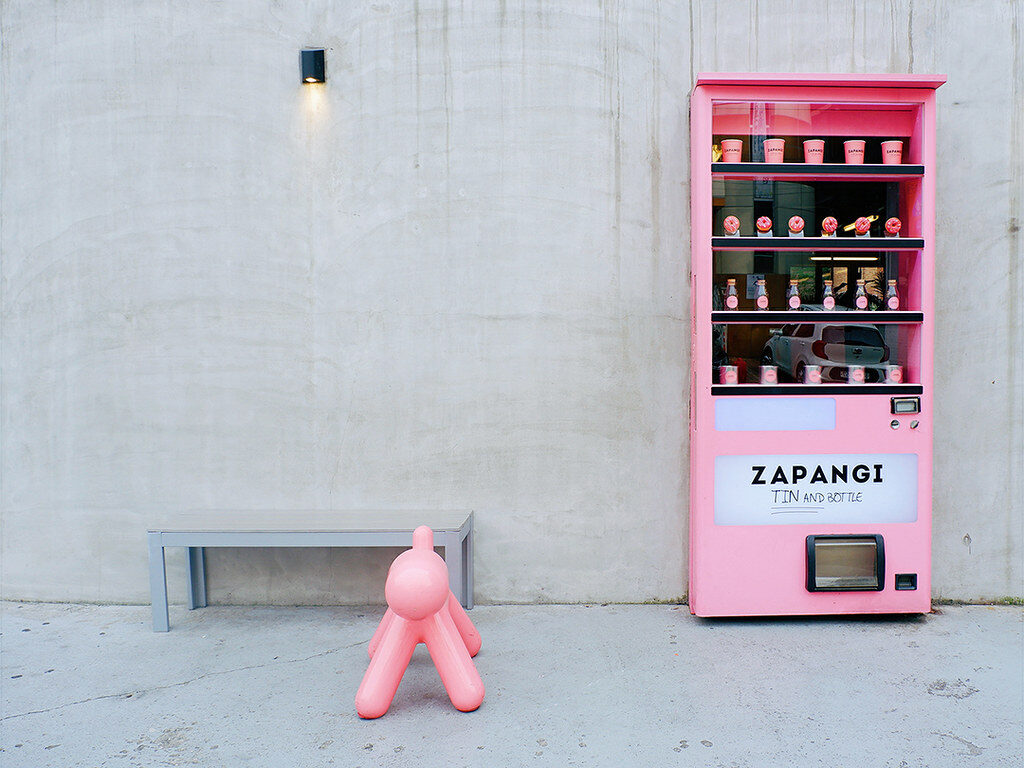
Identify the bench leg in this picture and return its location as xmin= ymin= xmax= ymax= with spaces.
xmin=148 ymin=533 xmax=169 ymax=632
xmin=464 ymin=526 xmax=474 ymax=610
xmin=443 ymin=532 xmax=467 ymax=609
xmin=187 ymin=547 xmax=207 ymax=609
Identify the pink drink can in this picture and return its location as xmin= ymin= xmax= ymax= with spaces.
xmin=719 ymin=365 xmax=738 ymax=385
xmin=848 ymin=365 xmax=866 ymax=384
xmin=803 ymin=365 xmax=822 ymax=384
xmin=763 ymin=138 xmax=785 ymax=163
xmin=885 ymin=365 xmax=904 ymax=383
xmin=721 ymin=139 xmax=743 ymax=162
xmin=880 ymin=140 xmax=903 ymax=164
xmin=844 ymin=140 xmax=866 ymax=164
xmin=760 ymin=365 xmax=778 ymax=385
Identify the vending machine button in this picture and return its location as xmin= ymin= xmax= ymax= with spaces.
xmin=890 ymin=420 xmax=900 ymax=429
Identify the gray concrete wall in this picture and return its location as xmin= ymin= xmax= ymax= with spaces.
xmin=1 ymin=0 xmax=1020 ymax=606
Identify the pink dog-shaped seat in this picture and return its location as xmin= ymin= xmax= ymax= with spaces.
xmin=355 ymin=526 xmax=484 ymax=718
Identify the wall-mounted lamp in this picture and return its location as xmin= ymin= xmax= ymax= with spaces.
xmin=301 ymin=49 xmax=325 ymax=83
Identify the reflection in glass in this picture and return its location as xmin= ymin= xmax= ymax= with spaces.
xmin=713 ymin=322 xmax=914 ymax=384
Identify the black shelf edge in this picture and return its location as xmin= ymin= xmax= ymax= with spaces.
xmin=712 ymin=236 xmax=924 ymax=251
xmin=711 ymin=311 xmax=923 ymax=324
xmin=712 ymin=162 xmax=925 ymax=177
xmin=712 ymin=384 xmax=924 ymax=396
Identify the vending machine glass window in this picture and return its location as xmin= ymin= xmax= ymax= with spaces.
xmin=689 ymin=74 xmax=944 ymax=616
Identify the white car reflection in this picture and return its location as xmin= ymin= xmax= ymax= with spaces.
xmin=761 ymin=322 xmax=891 ymax=383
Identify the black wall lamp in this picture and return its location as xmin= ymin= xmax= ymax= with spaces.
xmin=301 ymin=49 xmax=325 ymax=83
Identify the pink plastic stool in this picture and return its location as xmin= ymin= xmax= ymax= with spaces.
xmin=355 ymin=526 xmax=484 ymax=718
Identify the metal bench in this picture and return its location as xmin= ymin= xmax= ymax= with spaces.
xmin=147 ymin=510 xmax=474 ymax=631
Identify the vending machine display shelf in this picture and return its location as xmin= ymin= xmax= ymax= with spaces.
xmin=711 ymin=384 xmax=923 ymax=396
xmin=711 ymin=311 xmax=923 ymax=324
xmin=712 ymin=163 xmax=924 ymax=180
xmin=712 ymin=237 xmax=924 ymax=251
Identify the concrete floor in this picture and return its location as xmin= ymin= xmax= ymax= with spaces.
xmin=1 ymin=602 xmax=1021 ymax=768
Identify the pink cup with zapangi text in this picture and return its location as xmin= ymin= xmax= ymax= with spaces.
xmin=881 ymin=140 xmax=903 ymax=164
xmin=803 ymin=139 xmax=825 ymax=163
xmin=763 ymin=138 xmax=785 ymax=163
xmin=721 ymin=139 xmax=743 ymax=162
xmin=844 ymin=140 xmax=866 ymax=164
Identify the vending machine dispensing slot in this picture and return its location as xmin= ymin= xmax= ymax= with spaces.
xmin=806 ymin=534 xmax=885 ymax=591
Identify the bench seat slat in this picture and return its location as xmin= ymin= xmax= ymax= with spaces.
xmin=148 ymin=510 xmax=472 ymax=534
xmin=147 ymin=510 xmax=473 ymax=631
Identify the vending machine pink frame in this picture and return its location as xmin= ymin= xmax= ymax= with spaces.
xmin=689 ymin=73 xmax=945 ymax=616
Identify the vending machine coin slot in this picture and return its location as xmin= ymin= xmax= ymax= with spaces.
xmin=806 ymin=535 xmax=885 ymax=592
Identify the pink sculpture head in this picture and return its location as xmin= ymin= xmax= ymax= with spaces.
xmin=384 ymin=526 xmax=449 ymax=620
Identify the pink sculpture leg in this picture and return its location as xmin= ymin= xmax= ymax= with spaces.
xmin=355 ymin=526 xmax=485 ymax=718
xmin=447 ymin=592 xmax=482 ymax=657
xmin=367 ymin=608 xmax=395 ymax=658
xmin=422 ymin=606 xmax=484 ymax=712
xmin=354 ymin=615 xmax=418 ymax=720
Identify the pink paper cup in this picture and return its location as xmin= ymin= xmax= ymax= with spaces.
xmin=721 ymin=139 xmax=743 ymax=162
xmin=803 ymin=139 xmax=825 ymax=163
xmin=763 ymin=138 xmax=785 ymax=163
xmin=881 ymin=140 xmax=903 ymax=164
xmin=844 ymin=140 xmax=866 ymax=164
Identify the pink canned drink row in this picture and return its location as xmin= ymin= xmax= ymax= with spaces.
xmin=719 ymin=364 xmax=904 ymax=385
xmin=718 ymin=138 xmax=904 ymax=164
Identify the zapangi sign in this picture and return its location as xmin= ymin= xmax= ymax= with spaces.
xmin=714 ymin=453 xmax=919 ymax=525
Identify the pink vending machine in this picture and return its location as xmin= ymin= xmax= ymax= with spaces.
xmin=689 ymin=73 xmax=945 ymax=616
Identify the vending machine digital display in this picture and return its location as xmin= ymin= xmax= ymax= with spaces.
xmin=689 ymin=73 xmax=945 ymax=616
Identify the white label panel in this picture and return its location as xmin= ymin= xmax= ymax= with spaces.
xmin=714 ymin=453 xmax=919 ymax=525
xmin=715 ymin=398 xmax=836 ymax=431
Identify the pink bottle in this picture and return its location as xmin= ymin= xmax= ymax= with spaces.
xmin=724 ymin=278 xmax=739 ymax=310
xmin=822 ymin=279 xmax=836 ymax=310
xmin=754 ymin=278 xmax=769 ymax=310
xmin=855 ymin=279 xmax=869 ymax=309
xmin=885 ymin=279 xmax=900 ymax=310
xmin=355 ymin=526 xmax=484 ymax=718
